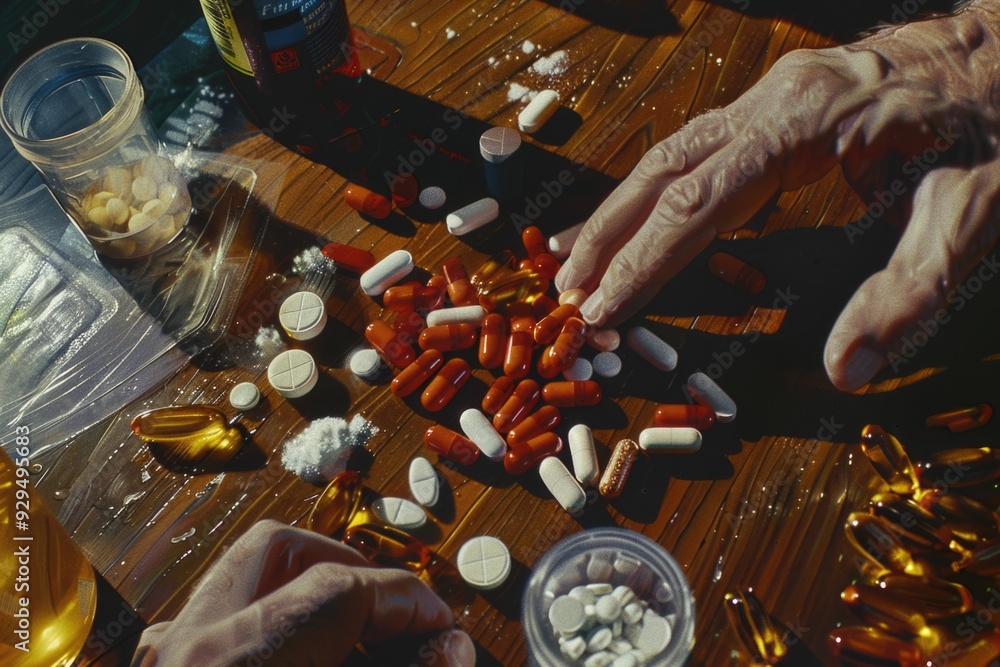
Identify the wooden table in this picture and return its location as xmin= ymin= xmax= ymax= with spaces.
xmin=35 ymin=1 xmax=1000 ymax=665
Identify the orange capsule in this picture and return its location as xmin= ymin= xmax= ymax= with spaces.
xmin=482 ymin=375 xmax=516 ymax=415
xmin=708 ymin=252 xmax=765 ymax=294
xmin=418 ymin=323 xmax=478 ymax=352
xmin=539 ymin=317 xmax=587 ymax=378
xmin=860 ymin=424 xmax=920 ymax=496
xmin=479 ymin=313 xmax=507 ymax=369
xmin=598 ymin=438 xmax=639 ymax=499
xmin=427 ymin=274 xmax=448 ymax=293
xmin=533 ymin=252 xmax=561 ymax=280
xmin=493 ymin=379 xmax=541 ymax=434
xmin=521 ymin=225 xmax=547 ymax=260
xmin=505 ymin=432 xmax=562 ymax=475
xmin=383 ymin=283 xmax=443 ymax=312
xmin=507 ymin=405 xmax=561 ymax=445
xmin=534 ymin=303 xmax=581 ymax=345
xmin=423 ymin=425 xmax=480 ymax=465
xmin=518 ymin=258 xmax=535 ymax=271
xmin=504 ymin=330 xmax=534 ymax=380
xmin=342 ymin=524 xmax=431 ymax=572
xmin=391 ymin=349 xmax=444 ymax=397
xmin=926 ymin=403 xmax=993 ymax=433
xmin=654 ymin=404 xmax=716 ymax=430
xmin=321 ymin=241 xmax=375 ymax=274
xmin=542 ymin=381 xmax=602 ymax=408
xmin=826 ymin=627 xmax=923 ymax=667
xmin=531 ymin=294 xmax=560 ymax=320
xmin=507 ymin=302 xmax=536 ymax=334
xmin=345 ymin=183 xmax=392 ymax=219
xmin=916 ymin=447 xmax=1000 ymax=489
xmin=389 ymin=172 xmax=418 ymax=208
xmin=442 ymin=257 xmax=477 ymax=306
xmin=365 ymin=320 xmax=416 ymax=368
xmin=420 ymin=357 xmax=471 ymax=411
xmin=393 ymin=310 xmax=426 ymax=341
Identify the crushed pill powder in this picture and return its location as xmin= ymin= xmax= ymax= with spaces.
xmin=281 ymin=415 xmax=379 ymax=483
xmin=254 ymin=326 xmax=283 ymax=358
xmin=531 ymin=50 xmax=569 ymax=77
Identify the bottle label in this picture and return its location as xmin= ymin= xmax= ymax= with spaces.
xmin=200 ymin=0 xmax=254 ymax=76
xmin=255 ymin=0 xmax=349 ymax=77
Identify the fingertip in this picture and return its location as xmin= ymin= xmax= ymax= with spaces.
xmin=554 ymin=260 xmax=579 ymax=293
xmin=579 ymin=288 xmax=608 ymax=327
xmin=824 ymin=334 xmax=886 ymax=391
xmin=442 ymin=630 xmax=476 ymax=667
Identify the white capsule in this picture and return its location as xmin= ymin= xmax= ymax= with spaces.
xmin=446 ymin=197 xmax=499 ymax=235
xmin=587 ymin=582 xmax=614 ymax=595
xmin=593 ymin=351 xmax=622 ymax=378
xmin=568 ymin=424 xmax=599 ymax=486
xmin=638 ymin=427 xmax=702 ymax=453
xmin=229 ymin=382 xmax=260 ymax=411
xmin=539 ymin=457 xmax=587 ymax=516
xmin=279 ymin=291 xmax=327 ymax=341
xmin=627 ymin=327 xmax=677 ymax=372
xmin=349 ymin=348 xmax=382 ymax=380
xmin=549 ymin=221 xmax=585 ymax=259
xmin=563 ymin=357 xmax=593 ymax=381
xmin=408 ymin=457 xmax=440 ymax=506
xmin=457 ymin=535 xmax=511 ymax=590
xmin=267 ymin=349 xmax=318 ymax=398
xmin=519 ymin=89 xmax=560 ymax=134
xmin=360 ymin=249 xmax=413 ymax=296
xmin=459 ymin=409 xmax=506 ymax=462
xmin=371 ymin=496 xmax=427 ymax=531
xmin=686 ymin=372 xmax=737 ymax=422
xmin=425 ymin=305 xmax=485 ymax=327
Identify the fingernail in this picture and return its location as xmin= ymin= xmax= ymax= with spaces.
xmin=579 ymin=289 xmax=606 ymax=326
xmin=554 ymin=262 xmax=577 ymax=293
xmin=443 ymin=630 xmax=476 ymax=666
xmin=842 ymin=345 xmax=885 ymax=390
xmin=603 ymin=286 xmax=630 ymax=315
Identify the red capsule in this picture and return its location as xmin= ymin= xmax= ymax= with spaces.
xmin=518 ymin=258 xmax=535 ymax=271
xmin=393 ymin=311 xmax=426 ymax=341
xmin=321 ymin=242 xmax=375 ymax=274
xmin=654 ymin=404 xmax=716 ymax=430
xmin=507 ymin=405 xmax=562 ymax=445
xmin=424 ymin=425 xmax=480 ymax=465
xmin=505 ymin=432 xmax=562 ymax=475
xmin=531 ymin=295 xmax=560 ymax=320
xmin=389 ymin=172 xmax=418 ymax=208
xmin=391 ymin=349 xmax=444 ymax=397
xmin=533 ymin=252 xmax=561 ymax=280
xmin=442 ymin=257 xmax=477 ymax=306
xmin=427 ymin=274 xmax=448 ymax=292
xmin=421 ymin=358 xmax=471 ymax=412
xmin=504 ymin=330 xmax=534 ymax=380
xmin=521 ymin=226 xmax=547 ymax=260
xmin=383 ymin=284 xmax=443 ymax=312
xmin=418 ymin=323 xmax=478 ymax=352
xmin=345 ymin=183 xmax=392 ymax=219
xmin=926 ymin=403 xmax=993 ymax=433
xmin=539 ymin=317 xmax=587 ymax=378
xmin=482 ymin=375 xmax=516 ymax=415
xmin=542 ymin=381 xmax=602 ymax=407
xmin=479 ymin=313 xmax=507 ymax=369
xmin=534 ymin=303 xmax=581 ymax=345
xmin=507 ymin=302 xmax=536 ymax=334
xmin=365 ymin=320 xmax=416 ymax=368
xmin=494 ymin=379 xmax=541 ymax=434
xmin=708 ymin=252 xmax=766 ymax=295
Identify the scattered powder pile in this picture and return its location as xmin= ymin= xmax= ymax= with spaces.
xmin=507 ymin=83 xmax=539 ymax=104
xmin=281 ymin=415 xmax=379 ymax=483
xmin=292 ymin=246 xmax=325 ymax=276
xmin=531 ymin=50 xmax=569 ymax=77
xmin=254 ymin=326 xmax=283 ymax=358
xmin=521 ymin=40 xmax=536 ymax=54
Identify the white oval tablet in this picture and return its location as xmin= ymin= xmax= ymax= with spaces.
xmin=626 ymin=327 xmax=677 ymax=372
xmin=267 ymin=349 xmax=319 ymax=398
xmin=592 ymin=351 xmax=622 ymax=378
xmin=539 ymin=457 xmax=586 ymax=516
xmin=519 ymin=89 xmax=560 ymax=134
xmin=563 ymin=357 xmax=593 ymax=381
xmin=419 ymin=186 xmax=447 ymax=210
xmin=459 ymin=409 xmax=506 ymax=462
xmin=568 ymin=424 xmax=599 ymax=485
xmin=425 ymin=305 xmax=486 ymax=327
xmin=349 ymin=348 xmax=382 ymax=380
xmin=639 ymin=427 xmax=702 ymax=453
xmin=360 ymin=250 xmax=414 ymax=296
xmin=279 ymin=291 xmax=327 ymax=340
xmin=229 ymin=382 xmax=260 ymax=410
xmin=408 ymin=457 xmax=440 ymax=506
xmin=446 ymin=197 xmax=499 ymax=236
xmin=686 ymin=372 xmax=737 ymax=422
xmin=457 ymin=535 xmax=511 ymax=590
xmin=371 ymin=496 xmax=427 ymax=531
xmin=549 ymin=221 xmax=584 ymax=260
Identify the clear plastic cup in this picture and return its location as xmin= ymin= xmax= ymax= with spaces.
xmin=0 ymin=38 xmax=191 ymax=260
xmin=522 ymin=527 xmax=695 ymax=666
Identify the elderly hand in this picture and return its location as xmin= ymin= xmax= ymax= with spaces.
xmin=556 ymin=0 xmax=1000 ymax=391
xmin=131 ymin=520 xmax=474 ymax=667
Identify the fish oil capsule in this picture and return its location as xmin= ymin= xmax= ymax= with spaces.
xmin=723 ymin=589 xmax=787 ymax=665
xmin=860 ymin=424 xmax=920 ymax=496
xmin=548 ymin=222 xmax=584 ymax=259
xmin=507 ymin=405 xmax=562 ymax=445
xmin=686 ymin=372 xmax=736 ymax=422
xmin=919 ymin=491 xmax=1000 ymax=546
xmin=954 ymin=540 xmax=1000 ymax=576
xmin=708 ymin=252 xmax=766 ymax=294
xmin=926 ymin=403 xmax=993 ymax=433
xmin=460 ymin=408 xmax=507 ymax=462
xmin=446 ymin=197 xmax=499 ymax=235
xmin=361 ymin=250 xmax=414 ymax=296
xmin=383 ymin=284 xmax=442 ymax=312
xmin=345 ymin=183 xmax=392 ymax=219
xmin=306 ymin=471 xmax=364 ymax=536
xmin=599 ymin=439 xmax=639 ymax=500
xmin=540 ymin=318 xmax=587 ymax=378
xmin=826 ymin=627 xmax=923 ymax=666
xmin=478 ymin=269 xmax=549 ymax=311
xmin=535 ymin=304 xmax=581 ymax=345
xmin=869 ymin=493 xmax=953 ymax=552
xmin=534 ymin=252 xmax=561 ymax=280
xmin=131 ymin=406 xmax=243 ymax=467
xmin=483 ymin=375 xmax=516 ymax=416
xmin=322 ymin=241 xmax=375 ymax=275
xmin=418 ymin=323 xmax=478 ymax=351
xmin=423 ymin=425 xmax=481 ymax=465
xmin=845 ymin=512 xmax=923 ymax=576
xmin=638 ymin=428 xmax=702 ymax=453
xmin=875 ymin=573 xmax=973 ymax=620
xmin=542 ymin=380 xmax=602 ymax=407
xmin=505 ymin=432 xmax=563 ymax=475
xmin=442 ymin=257 xmax=477 ymax=306
xmin=421 ymin=358 xmax=471 ymax=412
xmin=841 ymin=580 xmax=942 ymax=636
xmin=522 ymin=225 xmax=547 ymax=259
xmin=365 ymin=320 xmax=416 ymax=368
xmin=504 ymin=330 xmax=535 ymax=380
xmin=916 ymin=447 xmax=1000 ymax=489
xmin=519 ymin=89 xmax=560 ymax=133
xmin=479 ymin=313 xmax=507 ymax=369
xmin=568 ymin=424 xmax=599 ymax=486
xmin=531 ymin=294 xmax=560 ymax=320
xmin=425 ymin=305 xmax=486 ymax=327
xmin=494 ymin=379 xmax=541 ymax=433
xmin=539 ymin=457 xmax=587 ymax=516
xmin=342 ymin=524 xmax=432 ymax=572
xmin=391 ymin=349 xmax=444 ymax=397
xmin=654 ymin=404 xmax=716 ymax=430
xmin=627 ymin=326 xmax=677 ymax=372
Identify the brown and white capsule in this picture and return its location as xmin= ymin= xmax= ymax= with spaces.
xmin=599 ymin=439 xmax=639 ymax=499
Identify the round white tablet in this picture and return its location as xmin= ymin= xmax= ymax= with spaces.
xmin=267 ymin=349 xmax=319 ymax=399
xmin=229 ymin=382 xmax=260 ymax=410
xmin=634 ymin=611 xmax=672 ymax=655
xmin=419 ymin=186 xmax=447 ymax=209
xmin=563 ymin=357 xmax=593 ymax=381
xmin=371 ymin=496 xmax=427 ymax=531
xmin=279 ymin=291 xmax=327 ymax=340
xmin=349 ymin=348 xmax=382 ymax=380
xmin=592 ymin=352 xmax=622 ymax=378
xmin=457 ymin=535 xmax=511 ymax=590
xmin=549 ymin=595 xmax=586 ymax=635
xmin=408 ymin=457 xmax=440 ymax=507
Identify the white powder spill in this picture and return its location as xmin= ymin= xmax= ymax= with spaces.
xmin=446 ymin=27 xmax=457 ymax=39
xmin=488 ymin=56 xmax=497 ymax=66
xmin=522 ymin=40 xmax=536 ymax=54
xmin=281 ymin=415 xmax=379 ymax=483
xmin=410 ymin=21 xmax=418 ymax=27
xmin=292 ymin=246 xmax=325 ymax=276
xmin=254 ymin=326 xmax=283 ymax=358
xmin=507 ymin=83 xmax=539 ymax=103
xmin=532 ymin=50 xmax=569 ymax=77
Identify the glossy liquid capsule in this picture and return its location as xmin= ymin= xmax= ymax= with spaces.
xmin=518 ymin=258 xmax=535 ymax=271
xmin=539 ymin=317 xmax=587 ymax=378
xmin=654 ymin=404 xmax=716 ymax=430
xmin=542 ymin=380 xmax=602 ymax=407
xmin=827 ymin=627 xmax=923 ymax=667
xmin=383 ymin=284 xmax=442 ymax=312
xmin=845 ymin=511 xmax=923 ymax=576
xmin=365 ymin=320 xmax=416 ymax=368
xmin=442 ymin=257 xmax=477 ymax=306
xmin=504 ymin=432 xmax=562 ymax=475
xmin=507 ymin=405 xmax=562 ymax=445
xmin=342 ymin=524 xmax=431 ymax=572
xmin=534 ymin=303 xmax=581 ymax=345
xmin=418 ymin=323 xmax=478 ymax=351
xmin=471 ymin=250 xmax=517 ymax=289
xmin=954 ymin=540 xmax=1000 ymax=576
xmin=423 ymin=425 xmax=481 ymax=465
xmin=504 ymin=330 xmax=535 ymax=380
xmin=391 ymin=349 xmax=444 ymax=397
xmin=345 ymin=183 xmax=392 ymax=219
xmin=860 ymin=424 xmax=920 ymax=496
xmin=321 ymin=241 xmax=375 ymax=275
xmin=599 ymin=438 xmax=639 ymax=500
xmin=531 ymin=294 xmax=559 ymax=320
xmin=306 ymin=470 xmax=363 ymax=536
xmin=926 ymin=403 xmax=993 ymax=433
xmin=723 ymin=589 xmax=787 ymax=665
xmin=482 ymin=375 xmax=516 ymax=415
xmin=533 ymin=252 xmax=561 ymax=280
xmin=421 ymin=358 xmax=471 ymax=412
xmin=479 ymin=313 xmax=507 ymax=369
xmin=131 ymin=406 xmax=243 ymax=467
xmin=841 ymin=583 xmax=928 ymax=636
xmin=493 ymin=379 xmax=541 ymax=434
xmin=477 ymin=269 xmax=548 ymax=311
xmin=522 ymin=225 xmax=547 ymax=259
xmin=869 ymin=492 xmax=953 ymax=552
xmin=843 ymin=574 xmax=972 ymax=636
xmin=919 ymin=491 xmax=1000 ymax=546
xmin=916 ymin=447 xmax=1000 ymax=489
xmin=708 ymin=252 xmax=766 ymax=294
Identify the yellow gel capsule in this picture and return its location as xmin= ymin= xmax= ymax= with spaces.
xmin=845 ymin=512 xmax=924 ymax=576
xmin=723 ymin=589 xmax=787 ymax=664
xmin=953 ymin=540 xmax=1000 ymax=576
xmin=921 ymin=631 xmax=1000 ymax=667
xmin=827 ymin=626 xmax=924 ymax=667
xmin=916 ymin=447 xmax=1000 ymax=489
xmin=869 ymin=493 xmax=953 ymax=552
xmin=860 ymin=424 xmax=920 ymax=496
xmin=471 ymin=250 xmax=517 ymax=288
xmin=919 ymin=491 xmax=1000 ymax=546
xmin=307 ymin=471 xmax=364 ymax=537
xmin=477 ymin=270 xmax=548 ymax=311
xmin=342 ymin=524 xmax=432 ymax=573
xmin=131 ymin=405 xmax=243 ymax=467
xmin=875 ymin=574 xmax=973 ymax=620
xmin=925 ymin=403 xmax=992 ymax=433
xmin=841 ymin=583 xmax=925 ymax=636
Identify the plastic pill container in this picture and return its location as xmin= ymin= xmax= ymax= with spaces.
xmin=0 ymin=38 xmax=191 ymax=260
xmin=523 ymin=527 xmax=694 ymax=666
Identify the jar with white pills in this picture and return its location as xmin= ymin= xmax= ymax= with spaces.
xmin=0 ymin=38 xmax=191 ymax=260
xmin=523 ymin=528 xmax=694 ymax=667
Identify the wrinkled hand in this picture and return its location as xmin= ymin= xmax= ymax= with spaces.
xmin=132 ymin=520 xmax=474 ymax=667
xmin=556 ymin=0 xmax=1000 ymax=391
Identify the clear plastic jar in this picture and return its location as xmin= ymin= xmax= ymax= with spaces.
xmin=522 ymin=527 xmax=695 ymax=666
xmin=0 ymin=38 xmax=190 ymax=260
